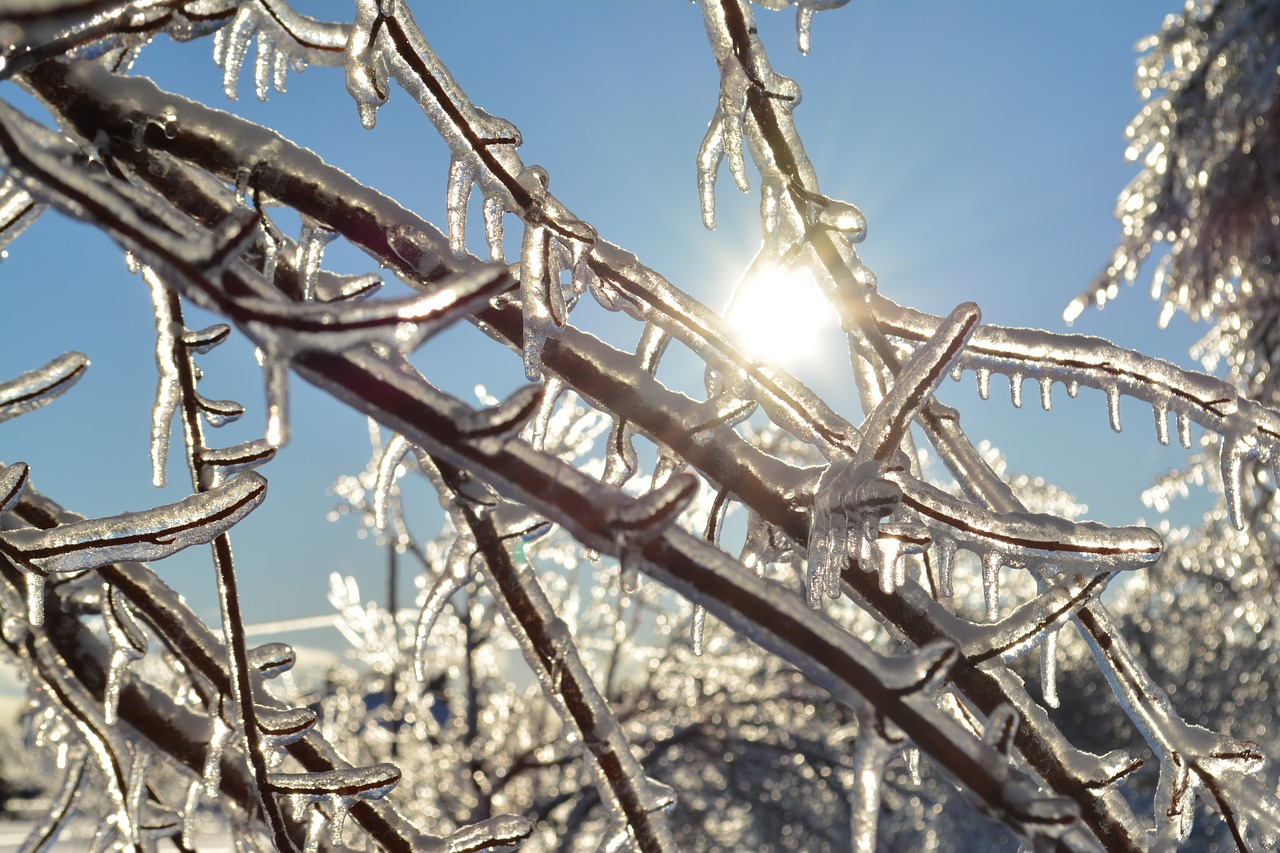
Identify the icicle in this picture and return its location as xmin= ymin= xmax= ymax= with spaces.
xmin=180 ymin=779 xmax=202 ymax=847
xmin=1040 ymin=378 xmax=1052 ymax=411
xmin=263 ymin=357 xmax=289 ymax=447
xmin=296 ymin=218 xmax=335 ymax=302
xmin=691 ymin=604 xmax=706 ymax=656
xmin=695 ymin=61 xmax=751 ymax=230
xmin=530 ymin=376 xmax=565 ymax=450
xmin=1066 ymin=380 xmax=1079 ymax=398
xmin=1177 ymin=411 xmax=1192 ymax=448
xmin=144 ymin=267 xmax=179 ymax=488
xmin=976 ymin=367 xmax=990 ymax=400
xmin=1040 ymin=626 xmax=1060 ymax=709
xmin=414 ymin=538 xmax=473 ymax=681
xmin=797 ymin=6 xmax=815 ymax=54
xmin=602 ymin=418 xmax=638 ymax=488
xmin=619 ymin=553 xmax=641 ymax=595
xmin=303 ymin=807 xmax=326 ymax=853
xmin=446 ymin=157 xmax=478 ymax=256
xmin=24 ymin=574 xmax=44 ymax=626
xmin=102 ymin=584 xmax=146 ymax=726
xmin=649 ymin=449 xmax=685 ymax=492
xmin=1153 ymin=401 xmax=1170 ymax=445
xmin=876 ymin=522 xmax=929 ymax=595
xmin=1106 ymin=385 xmax=1122 ymax=432
xmin=904 ymin=746 xmax=921 ymax=786
xmin=345 ymin=0 xmax=390 ymax=128
xmin=876 ymin=536 xmax=900 ymax=595
xmin=982 ymin=552 xmax=1002 ymax=623
xmin=218 ymin=7 xmax=256 ymax=100
xmin=850 ymin=713 xmax=898 ymax=853
xmin=1009 ymin=373 xmax=1024 ymax=408
xmin=936 ymin=537 xmax=956 ymax=598
xmin=373 ymin=433 xmax=411 ymax=532
xmin=1221 ymin=434 xmax=1250 ymax=530
xmin=202 ymin=715 xmax=234 ymax=797
xmin=519 ymin=220 xmax=563 ymax=381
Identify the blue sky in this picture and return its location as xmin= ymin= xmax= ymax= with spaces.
xmin=0 ymin=2 xmax=1205 ymax=648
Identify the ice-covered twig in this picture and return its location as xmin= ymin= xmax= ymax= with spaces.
xmin=287 ymin=346 xmax=1105 ymax=849
xmin=1076 ymin=606 xmax=1280 ymax=849
xmin=874 ymin=294 xmax=1280 ymax=529
xmin=753 ymin=0 xmax=851 ymax=54
xmin=0 ymin=471 xmax=265 ymax=625
xmin=0 ymin=351 xmax=89 ymax=424
xmin=441 ymin=458 xmax=679 ymax=852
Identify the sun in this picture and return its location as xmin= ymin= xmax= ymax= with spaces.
xmin=725 ymin=265 xmax=830 ymax=366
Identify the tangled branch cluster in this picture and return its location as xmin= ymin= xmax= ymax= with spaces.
xmin=0 ymin=1 xmax=1276 ymax=851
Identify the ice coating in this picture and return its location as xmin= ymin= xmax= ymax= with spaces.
xmin=0 ymin=176 xmax=45 ymax=252
xmin=255 ymin=705 xmax=317 ymax=766
xmin=267 ymin=763 xmax=401 ymax=845
xmin=0 ymin=471 xmax=266 ymax=579
xmin=0 ymin=462 xmax=29 ymax=512
xmin=0 ymin=351 xmax=89 ymax=425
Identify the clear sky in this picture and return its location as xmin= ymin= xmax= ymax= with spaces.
xmin=0 ymin=1 xmax=1204 ymax=652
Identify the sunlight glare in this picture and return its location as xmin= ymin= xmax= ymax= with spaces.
xmin=726 ymin=266 xmax=829 ymax=366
